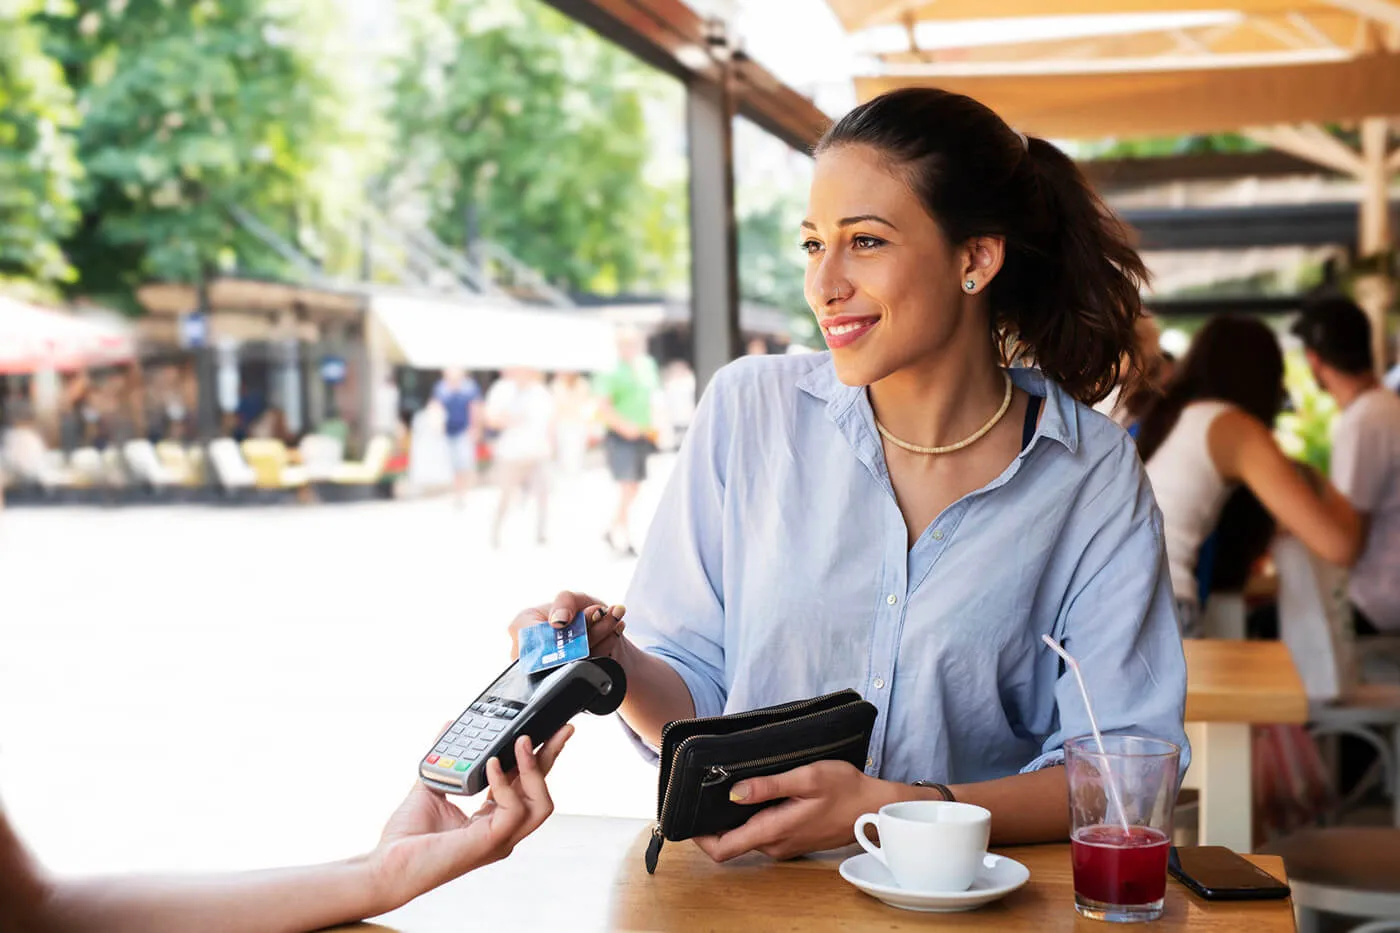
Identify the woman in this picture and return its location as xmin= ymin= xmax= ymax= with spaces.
xmin=512 ymin=88 xmax=1188 ymax=860
xmin=1136 ymin=315 xmax=1363 ymax=635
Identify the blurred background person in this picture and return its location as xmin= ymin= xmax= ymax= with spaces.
xmin=144 ymin=365 xmax=189 ymax=443
xmin=250 ymin=405 xmax=292 ymax=444
xmin=433 ymin=367 xmax=484 ymax=508
xmin=1136 ymin=315 xmax=1364 ymax=636
xmin=1293 ymin=297 xmax=1400 ymax=635
xmin=485 ymin=368 xmax=555 ymax=549
xmin=661 ymin=359 xmax=696 ymax=450
xmin=407 ymin=393 xmax=452 ymax=495
xmin=233 ymin=383 xmax=266 ymax=444
xmin=593 ymin=327 xmax=658 ymax=557
xmin=550 ymin=371 xmax=593 ymax=479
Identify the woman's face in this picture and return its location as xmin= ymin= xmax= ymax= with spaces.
xmin=802 ymin=144 xmax=973 ymax=387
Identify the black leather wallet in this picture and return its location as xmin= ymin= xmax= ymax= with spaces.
xmin=644 ymin=689 xmax=878 ymax=873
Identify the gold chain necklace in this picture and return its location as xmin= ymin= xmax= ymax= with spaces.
xmin=875 ymin=371 xmax=1014 ymax=455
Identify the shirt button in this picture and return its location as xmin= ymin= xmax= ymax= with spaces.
xmin=866 ymin=757 xmax=874 ymax=769
xmin=932 ymin=529 xmax=945 ymax=541
xmin=873 ymin=677 xmax=885 ymax=689
xmin=886 ymin=594 xmax=898 ymax=605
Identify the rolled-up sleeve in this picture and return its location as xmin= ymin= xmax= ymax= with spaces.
xmin=1023 ymin=444 xmax=1191 ymax=778
xmin=623 ymin=365 xmax=734 ymax=728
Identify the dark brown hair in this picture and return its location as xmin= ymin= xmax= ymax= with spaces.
xmin=1135 ymin=315 xmax=1286 ymax=463
xmin=817 ymin=87 xmax=1148 ymax=404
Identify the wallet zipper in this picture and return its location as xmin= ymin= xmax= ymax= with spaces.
xmin=656 ymin=689 xmax=857 ymax=749
xmin=656 ymin=701 xmax=854 ymax=826
xmin=647 ymin=700 xmax=864 ymax=874
xmin=699 ymin=734 xmax=866 ymax=787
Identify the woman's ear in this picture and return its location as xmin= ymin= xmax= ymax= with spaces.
xmin=960 ymin=236 xmax=1006 ymax=290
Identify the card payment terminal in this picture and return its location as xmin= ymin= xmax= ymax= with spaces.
xmin=419 ymin=656 xmax=626 ymax=795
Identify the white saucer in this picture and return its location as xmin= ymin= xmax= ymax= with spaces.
xmin=839 ymin=852 xmax=1030 ymax=912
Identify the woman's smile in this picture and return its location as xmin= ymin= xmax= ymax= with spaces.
xmin=821 ymin=315 xmax=881 ymax=349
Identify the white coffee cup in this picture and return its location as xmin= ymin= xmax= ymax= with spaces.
xmin=853 ymin=800 xmax=992 ymax=892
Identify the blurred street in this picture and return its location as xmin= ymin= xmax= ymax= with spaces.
xmin=0 ymin=457 xmax=674 ymax=876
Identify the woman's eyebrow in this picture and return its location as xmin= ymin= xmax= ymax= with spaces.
xmin=801 ymin=214 xmax=898 ymax=231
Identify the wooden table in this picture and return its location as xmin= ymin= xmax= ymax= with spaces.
xmin=1183 ymin=639 xmax=1308 ymax=853
xmin=336 ymin=816 xmax=1295 ymax=932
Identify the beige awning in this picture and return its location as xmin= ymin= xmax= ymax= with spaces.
xmin=833 ymin=1 xmax=1400 ymax=139
xmin=856 ymin=52 xmax=1400 ymax=139
xmin=370 ymin=292 xmax=618 ymax=373
xmin=829 ymin=0 xmax=1375 ymax=32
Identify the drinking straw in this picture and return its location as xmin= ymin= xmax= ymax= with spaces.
xmin=1041 ymin=634 xmax=1131 ymax=834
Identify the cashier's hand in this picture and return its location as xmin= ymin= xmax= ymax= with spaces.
xmin=370 ymin=727 xmax=573 ymax=910
xmin=508 ymin=590 xmax=628 ymax=662
xmin=694 ymin=760 xmax=895 ymax=863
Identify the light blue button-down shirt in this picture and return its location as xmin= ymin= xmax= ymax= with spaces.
xmin=625 ymin=352 xmax=1189 ymax=783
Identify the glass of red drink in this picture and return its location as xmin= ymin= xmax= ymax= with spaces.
xmin=1067 ymin=735 xmax=1180 ymax=922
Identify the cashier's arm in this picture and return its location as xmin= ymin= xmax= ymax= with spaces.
xmin=0 ymin=731 xmax=568 ymax=933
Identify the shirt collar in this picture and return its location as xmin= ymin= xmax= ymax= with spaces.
xmin=796 ymin=355 xmax=1079 ymax=454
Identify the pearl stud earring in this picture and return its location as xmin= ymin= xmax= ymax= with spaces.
xmin=964 ymin=279 xmax=976 ymax=292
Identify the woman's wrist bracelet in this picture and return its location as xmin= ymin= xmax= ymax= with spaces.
xmin=911 ymin=781 xmax=956 ymax=802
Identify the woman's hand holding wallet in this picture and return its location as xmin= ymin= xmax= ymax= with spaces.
xmin=693 ymin=760 xmax=907 ymax=863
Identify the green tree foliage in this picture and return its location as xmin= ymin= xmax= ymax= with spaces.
xmin=1081 ymin=132 xmax=1264 ymax=160
xmin=39 ymin=0 xmax=366 ymax=307
xmin=737 ymin=193 xmax=807 ymax=315
xmin=385 ymin=0 xmax=685 ymax=295
xmin=0 ymin=0 xmax=81 ymax=293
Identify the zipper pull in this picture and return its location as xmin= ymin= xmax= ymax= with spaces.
xmin=645 ymin=824 xmax=664 ymax=874
xmin=700 ymin=765 xmax=730 ymax=787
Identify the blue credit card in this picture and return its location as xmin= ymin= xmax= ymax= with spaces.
xmin=519 ymin=611 xmax=590 ymax=675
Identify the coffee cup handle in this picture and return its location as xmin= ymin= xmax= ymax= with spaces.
xmin=854 ymin=813 xmax=886 ymax=867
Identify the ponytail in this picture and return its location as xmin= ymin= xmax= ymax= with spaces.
xmin=818 ymin=89 xmax=1149 ymax=404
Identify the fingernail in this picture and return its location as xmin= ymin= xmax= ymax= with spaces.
xmin=610 ymin=604 xmax=626 ymax=619
xmin=549 ymin=608 xmax=571 ymax=624
xmin=590 ymin=609 xmax=604 ymax=622
xmin=729 ymin=783 xmax=750 ymax=802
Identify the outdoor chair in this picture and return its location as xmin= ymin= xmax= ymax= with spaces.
xmin=1 ymin=428 xmax=73 ymax=502
xmin=323 ymin=435 xmax=392 ymax=500
xmin=298 ymin=433 xmax=344 ymax=483
xmin=122 ymin=440 xmax=181 ymax=498
xmin=239 ymin=439 xmax=309 ymax=491
xmin=312 ymin=435 xmax=391 ymax=502
xmin=1199 ymin=592 xmax=1247 ymax=640
xmin=68 ymin=447 xmax=104 ymax=486
xmin=1263 ymin=827 xmax=1400 ymax=933
xmin=335 ymin=435 xmax=391 ymax=483
xmin=1274 ymin=536 xmax=1400 ymax=828
xmin=207 ymin=438 xmax=258 ymax=498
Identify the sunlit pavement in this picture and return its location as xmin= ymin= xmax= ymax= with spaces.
xmin=0 ymin=456 xmax=675 ymax=875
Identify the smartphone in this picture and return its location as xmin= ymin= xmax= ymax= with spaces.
xmin=1168 ymin=846 xmax=1291 ymax=901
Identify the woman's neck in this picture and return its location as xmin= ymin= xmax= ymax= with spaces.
xmin=868 ymin=349 xmax=1008 ymax=450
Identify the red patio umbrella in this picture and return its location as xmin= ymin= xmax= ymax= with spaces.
xmin=0 ymin=295 xmax=135 ymax=374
